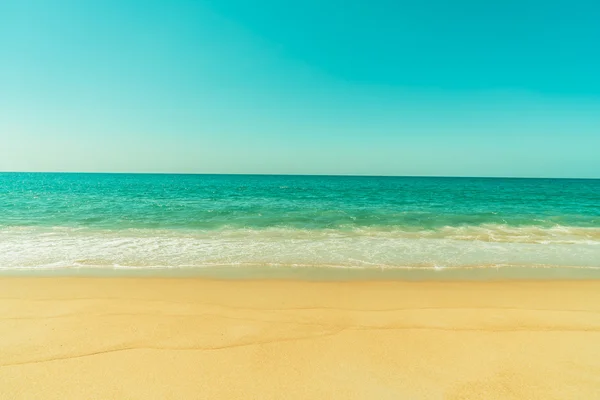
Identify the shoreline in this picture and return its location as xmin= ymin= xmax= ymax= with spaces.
xmin=2 ymin=277 xmax=600 ymax=399
xmin=3 ymin=263 xmax=600 ymax=281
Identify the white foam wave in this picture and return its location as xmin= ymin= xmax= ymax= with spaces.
xmin=0 ymin=225 xmax=599 ymax=271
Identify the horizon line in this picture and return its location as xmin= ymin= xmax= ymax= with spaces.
xmin=0 ymin=171 xmax=598 ymax=180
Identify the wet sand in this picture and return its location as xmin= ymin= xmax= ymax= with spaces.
xmin=1 ymin=278 xmax=600 ymax=399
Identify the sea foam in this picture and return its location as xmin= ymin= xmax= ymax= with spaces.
xmin=1 ymin=225 xmax=598 ymax=271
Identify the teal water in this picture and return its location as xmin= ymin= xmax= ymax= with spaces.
xmin=1 ymin=173 xmax=599 ymax=276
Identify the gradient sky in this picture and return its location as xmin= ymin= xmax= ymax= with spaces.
xmin=1 ymin=0 xmax=599 ymax=177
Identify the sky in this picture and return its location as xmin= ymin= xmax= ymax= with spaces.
xmin=1 ymin=0 xmax=599 ymax=178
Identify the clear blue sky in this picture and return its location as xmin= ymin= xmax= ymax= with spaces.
xmin=1 ymin=0 xmax=599 ymax=177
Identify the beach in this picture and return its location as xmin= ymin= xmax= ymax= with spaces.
xmin=4 ymin=0 xmax=599 ymax=395
xmin=2 ymin=277 xmax=600 ymax=399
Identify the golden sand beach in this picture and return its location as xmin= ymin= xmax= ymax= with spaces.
xmin=1 ymin=278 xmax=600 ymax=399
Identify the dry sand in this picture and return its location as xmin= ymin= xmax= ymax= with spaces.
xmin=1 ymin=277 xmax=600 ymax=399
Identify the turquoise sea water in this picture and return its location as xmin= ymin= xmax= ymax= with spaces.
xmin=1 ymin=173 xmax=599 ymax=277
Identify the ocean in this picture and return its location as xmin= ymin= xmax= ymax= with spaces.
xmin=1 ymin=173 xmax=599 ymax=279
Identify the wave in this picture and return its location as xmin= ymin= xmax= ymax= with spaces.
xmin=5 ymin=223 xmax=599 ymax=242
xmin=1 ymin=225 xmax=599 ymax=271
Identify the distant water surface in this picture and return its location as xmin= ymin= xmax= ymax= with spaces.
xmin=1 ymin=173 xmax=599 ymax=277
